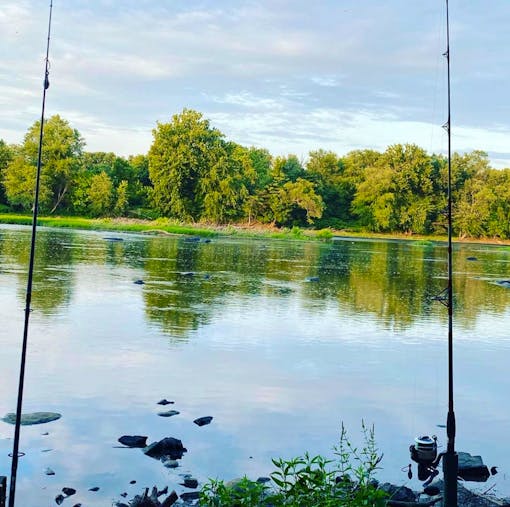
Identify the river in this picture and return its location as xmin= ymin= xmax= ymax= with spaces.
xmin=0 ymin=224 xmax=509 ymax=505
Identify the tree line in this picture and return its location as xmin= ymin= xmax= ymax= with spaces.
xmin=0 ymin=109 xmax=508 ymax=238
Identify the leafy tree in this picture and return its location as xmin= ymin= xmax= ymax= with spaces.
xmin=199 ymin=142 xmax=255 ymax=223
xmin=88 ymin=171 xmax=113 ymax=216
xmin=114 ymin=179 xmax=129 ymax=216
xmin=307 ymin=149 xmax=354 ymax=226
xmin=271 ymin=155 xmax=305 ymax=183
xmin=2 ymin=115 xmax=84 ymax=212
xmin=0 ymin=140 xmax=14 ymax=205
xmin=148 ymin=109 xmax=225 ymax=220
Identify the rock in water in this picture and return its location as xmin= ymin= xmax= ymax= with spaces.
xmin=62 ymin=487 xmax=76 ymax=496
xmin=45 ymin=467 xmax=55 ymax=476
xmin=118 ymin=435 xmax=148 ymax=448
xmin=143 ymin=437 xmax=186 ymax=460
xmin=193 ymin=416 xmax=213 ymax=427
xmin=157 ymin=399 xmax=174 ymax=405
xmin=55 ymin=494 xmax=65 ymax=505
xmin=2 ymin=412 xmax=61 ymax=425
xmin=157 ymin=410 xmax=180 ymax=417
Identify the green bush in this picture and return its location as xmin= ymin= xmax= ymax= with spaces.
xmin=200 ymin=422 xmax=387 ymax=506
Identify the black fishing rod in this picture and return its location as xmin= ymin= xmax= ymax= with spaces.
xmin=8 ymin=2 xmax=53 ymax=506
xmin=442 ymin=0 xmax=458 ymax=505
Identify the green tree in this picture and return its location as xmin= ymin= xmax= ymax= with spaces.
xmin=0 ymin=140 xmax=15 ymax=205
xmin=114 ymin=179 xmax=129 ymax=216
xmin=2 ymin=115 xmax=84 ymax=212
xmin=148 ymin=109 xmax=225 ymax=220
xmin=88 ymin=171 xmax=113 ymax=216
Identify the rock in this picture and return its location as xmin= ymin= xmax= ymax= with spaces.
xmin=133 ymin=279 xmax=145 ymax=285
xmin=120 ymin=492 xmax=128 ymax=497
xmin=89 ymin=486 xmax=100 ymax=491
xmin=55 ymin=494 xmax=65 ymax=505
xmin=180 ymin=491 xmax=200 ymax=501
xmin=143 ymin=437 xmax=186 ymax=460
xmin=41 ymin=448 xmax=53 ymax=452
xmin=306 ymin=276 xmax=319 ymax=282
xmin=163 ymin=459 xmax=179 ymax=468
xmin=158 ymin=410 xmax=179 ymax=417
xmin=203 ymin=238 xmax=211 ymax=243
xmin=457 ymin=451 xmax=490 ymax=481
xmin=180 ymin=478 xmax=198 ymax=489
xmin=467 ymin=256 xmax=478 ymax=261
xmin=63 ymin=487 xmax=76 ymax=496
xmin=497 ymin=280 xmax=510 ymax=288
xmin=130 ymin=480 xmax=137 ymax=484
xmin=72 ymin=504 xmax=82 ymax=507
xmin=2 ymin=412 xmax=61 ymax=425
xmin=104 ymin=237 xmax=124 ymax=242
xmin=180 ymin=271 xmax=194 ymax=277
xmin=41 ymin=432 xmax=49 ymax=435
xmin=423 ymin=484 xmax=441 ymax=496
xmin=118 ymin=435 xmax=148 ymax=448
xmin=379 ymin=483 xmax=416 ymax=502
xmin=184 ymin=236 xmax=201 ymax=242
xmin=161 ymin=490 xmax=179 ymax=507
xmin=157 ymin=399 xmax=174 ymax=405
xmin=45 ymin=467 xmax=55 ymax=476
xmin=193 ymin=416 xmax=213 ymax=426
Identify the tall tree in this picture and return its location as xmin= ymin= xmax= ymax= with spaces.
xmin=148 ymin=109 xmax=225 ymax=220
xmin=0 ymin=140 xmax=14 ymax=205
xmin=2 ymin=115 xmax=84 ymax=212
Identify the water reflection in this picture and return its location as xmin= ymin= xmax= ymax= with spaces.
xmin=1 ymin=225 xmax=510 ymax=506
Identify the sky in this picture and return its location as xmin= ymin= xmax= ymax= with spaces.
xmin=1 ymin=0 xmax=510 ymax=167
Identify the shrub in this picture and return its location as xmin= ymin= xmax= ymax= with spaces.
xmin=200 ymin=422 xmax=387 ymax=506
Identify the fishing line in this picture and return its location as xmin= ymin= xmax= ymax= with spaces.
xmin=8 ymin=2 xmax=53 ymax=506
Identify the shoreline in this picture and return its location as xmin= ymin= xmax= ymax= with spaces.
xmin=2 ymin=214 xmax=510 ymax=247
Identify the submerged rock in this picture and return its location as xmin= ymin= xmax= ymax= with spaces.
xmin=118 ymin=435 xmax=148 ymax=448
xmin=2 ymin=412 xmax=61 ymax=425
xmin=133 ymin=279 xmax=145 ymax=285
xmin=157 ymin=410 xmax=179 ymax=418
xmin=193 ymin=416 xmax=213 ymax=427
xmin=45 ymin=467 xmax=55 ymax=476
xmin=143 ymin=437 xmax=186 ymax=460
xmin=180 ymin=478 xmax=198 ymax=489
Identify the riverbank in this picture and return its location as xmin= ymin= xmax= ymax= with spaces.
xmin=2 ymin=213 xmax=510 ymax=246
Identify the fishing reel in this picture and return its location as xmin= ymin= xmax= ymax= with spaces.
xmin=409 ymin=435 xmax=443 ymax=483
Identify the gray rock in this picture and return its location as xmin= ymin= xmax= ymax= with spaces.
xmin=180 ymin=491 xmax=200 ymax=501
xmin=457 ymin=451 xmax=490 ymax=481
xmin=180 ymin=478 xmax=198 ymax=489
xmin=379 ymin=482 xmax=416 ymax=502
xmin=45 ymin=467 xmax=55 ymax=476
xmin=193 ymin=416 xmax=213 ymax=426
xmin=55 ymin=494 xmax=65 ymax=505
xmin=118 ymin=435 xmax=148 ymax=448
xmin=161 ymin=490 xmax=179 ymax=506
xmin=62 ymin=487 xmax=76 ymax=496
xmin=133 ymin=279 xmax=145 ymax=285
xmin=157 ymin=410 xmax=180 ymax=417
xmin=306 ymin=276 xmax=319 ymax=282
xmin=143 ymin=437 xmax=186 ymax=460
xmin=2 ymin=412 xmax=61 ymax=425
xmin=89 ymin=486 xmax=100 ymax=492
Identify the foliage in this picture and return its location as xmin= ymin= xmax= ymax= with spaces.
xmin=2 ymin=115 xmax=84 ymax=213
xmin=3 ymin=111 xmax=510 ymax=239
xmin=200 ymin=423 xmax=386 ymax=507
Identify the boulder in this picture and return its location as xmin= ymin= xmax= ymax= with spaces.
xmin=118 ymin=435 xmax=148 ymax=448
xmin=193 ymin=416 xmax=213 ymax=427
xmin=457 ymin=451 xmax=490 ymax=482
xmin=62 ymin=487 xmax=76 ymax=496
xmin=143 ymin=437 xmax=186 ymax=460
xmin=2 ymin=412 xmax=61 ymax=425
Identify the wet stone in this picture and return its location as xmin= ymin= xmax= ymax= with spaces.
xmin=2 ymin=412 xmax=61 ymax=425
xmin=193 ymin=416 xmax=213 ymax=426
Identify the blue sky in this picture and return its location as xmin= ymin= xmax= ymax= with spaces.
xmin=1 ymin=0 xmax=510 ymax=167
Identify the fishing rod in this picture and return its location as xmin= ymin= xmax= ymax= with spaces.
xmin=442 ymin=1 xmax=458 ymax=505
xmin=8 ymin=2 xmax=53 ymax=506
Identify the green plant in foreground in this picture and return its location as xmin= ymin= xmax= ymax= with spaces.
xmin=199 ymin=422 xmax=387 ymax=506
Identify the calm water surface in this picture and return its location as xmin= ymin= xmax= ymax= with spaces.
xmin=0 ymin=224 xmax=509 ymax=505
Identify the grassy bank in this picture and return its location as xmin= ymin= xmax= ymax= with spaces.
xmin=1 ymin=213 xmax=509 ymax=246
